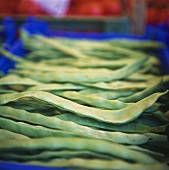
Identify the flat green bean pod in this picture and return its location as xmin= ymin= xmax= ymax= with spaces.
xmin=39 ymin=57 xmax=136 ymax=69
xmin=0 ymin=129 xmax=30 ymax=141
xmin=0 ymin=49 xmax=99 ymax=74
xmin=79 ymin=88 xmax=135 ymax=99
xmin=0 ymin=75 xmax=40 ymax=86
xmin=0 ymin=91 xmax=167 ymax=124
xmin=56 ymin=113 xmax=169 ymax=133
xmin=128 ymin=145 xmax=166 ymax=159
xmin=16 ymin=62 xmax=110 ymax=73
xmin=0 ymin=117 xmax=83 ymax=138
xmin=0 ymin=89 xmax=17 ymax=94
xmin=11 ymin=57 xmax=146 ymax=83
xmin=80 ymin=80 xmax=149 ymax=90
xmin=134 ymin=114 xmax=167 ymax=127
xmin=23 ymin=158 xmax=168 ymax=170
xmin=126 ymin=73 xmax=157 ymax=82
xmin=1 ymin=90 xmax=168 ymax=124
xmin=27 ymin=83 xmax=86 ymax=91
xmin=118 ymin=77 xmax=163 ymax=102
xmin=1 ymin=150 xmax=113 ymax=161
xmin=26 ymin=50 xmax=63 ymax=60
xmin=0 ymin=137 xmax=158 ymax=164
xmin=0 ymin=106 xmax=164 ymax=145
xmin=139 ymin=64 xmax=160 ymax=75
xmin=55 ymin=91 xmax=131 ymax=110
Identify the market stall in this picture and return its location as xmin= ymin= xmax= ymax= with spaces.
xmin=0 ymin=1 xmax=169 ymax=170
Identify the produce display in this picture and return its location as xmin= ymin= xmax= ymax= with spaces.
xmin=0 ymin=33 xmax=169 ymax=169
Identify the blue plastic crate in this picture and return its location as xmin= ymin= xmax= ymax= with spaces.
xmin=0 ymin=161 xmax=74 ymax=170
xmin=0 ymin=17 xmax=17 ymax=74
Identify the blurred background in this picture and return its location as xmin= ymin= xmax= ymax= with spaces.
xmin=0 ymin=0 xmax=168 ymax=34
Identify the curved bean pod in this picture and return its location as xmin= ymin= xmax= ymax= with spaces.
xmin=0 ymin=106 xmax=163 ymax=145
xmin=27 ymin=83 xmax=86 ymax=91
xmin=0 ymin=117 xmax=82 ymax=138
xmin=1 ymin=150 xmax=113 ymax=161
xmin=24 ymin=158 xmax=168 ymax=170
xmin=0 ymin=91 xmax=167 ymax=124
xmin=0 ymin=75 xmax=40 ymax=86
xmin=0 ymin=137 xmax=158 ymax=164
xmin=55 ymin=91 xmax=131 ymax=110
xmin=79 ymin=88 xmax=135 ymax=99
xmin=11 ymin=57 xmax=147 ymax=83
xmin=81 ymin=80 xmax=148 ymax=90
xmin=56 ymin=113 xmax=169 ymax=133
xmin=0 ymin=129 xmax=30 ymax=141
xmin=118 ymin=77 xmax=163 ymax=102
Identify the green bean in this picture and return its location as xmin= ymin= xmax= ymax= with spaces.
xmin=5 ymin=100 xmax=57 ymax=112
xmin=118 ymin=77 xmax=163 ymax=102
xmin=36 ymin=36 xmax=89 ymax=59
xmin=66 ymin=40 xmax=147 ymax=58
xmin=79 ymin=88 xmax=135 ymax=100
xmin=11 ymin=57 xmax=146 ymax=83
xmin=1 ymin=106 xmax=164 ymax=145
xmin=1 ymin=150 xmax=113 ymax=161
xmin=78 ymin=50 xmax=125 ymax=59
xmin=144 ymin=133 xmax=168 ymax=143
xmin=55 ymin=91 xmax=131 ymax=110
xmin=0 ymin=49 xmax=85 ymax=73
xmin=15 ymin=64 xmax=110 ymax=73
xmin=126 ymin=73 xmax=157 ymax=82
xmin=0 ymin=129 xmax=30 ymax=141
xmin=80 ymin=80 xmax=149 ymax=90
xmin=164 ymin=110 xmax=169 ymax=121
xmin=0 ymin=91 xmax=167 ymax=124
xmin=56 ymin=113 xmax=169 ymax=133
xmin=144 ymin=103 xmax=162 ymax=113
xmin=0 ymin=117 xmax=83 ymax=138
xmin=23 ymin=158 xmax=168 ymax=170
xmin=163 ymin=75 xmax=169 ymax=84
xmin=0 ymin=75 xmax=38 ymax=91
xmin=147 ymin=56 xmax=160 ymax=66
xmin=39 ymin=57 xmax=136 ymax=69
xmin=0 ymin=137 xmax=158 ymax=164
xmin=26 ymin=50 xmax=63 ymax=60
xmin=134 ymin=114 xmax=167 ymax=127
xmin=27 ymin=83 xmax=86 ymax=91
xmin=128 ymin=145 xmax=166 ymax=159
xmin=0 ymin=48 xmax=147 ymax=83
xmin=21 ymin=32 xmax=53 ymax=50
xmin=0 ymin=75 xmax=40 ymax=86
xmin=67 ymin=38 xmax=164 ymax=50
xmin=139 ymin=65 xmax=161 ymax=76
xmin=0 ymin=89 xmax=16 ymax=94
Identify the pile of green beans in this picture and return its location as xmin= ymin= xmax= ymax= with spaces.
xmin=0 ymin=33 xmax=169 ymax=170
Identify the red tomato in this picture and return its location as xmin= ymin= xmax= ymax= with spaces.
xmin=76 ymin=1 xmax=104 ymax=16
xmin=0 ymin=0 xmax=14 ymax=15
xmin=16 ymin=0 xmax=44 ymax=15
xmin=146 ymin=8 xmax=157 ymax=24
xmin=158 ymin=9 xmax=169 ymax=24
xmin=102 ymin=0 xmax=122 ymax=16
